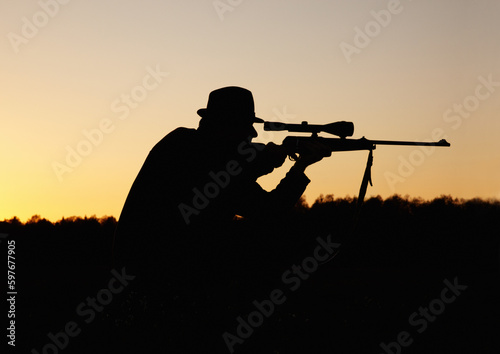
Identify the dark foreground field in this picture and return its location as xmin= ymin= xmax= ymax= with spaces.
xmin=3 ymin=195 xmax=500 ymax=353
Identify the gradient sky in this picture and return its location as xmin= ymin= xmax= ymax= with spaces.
xmin=1 ymin=0 xmax=499 ymax=222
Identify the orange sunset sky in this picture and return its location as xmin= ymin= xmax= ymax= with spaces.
xmin=1 ymin=0 xmax=499 ymax=222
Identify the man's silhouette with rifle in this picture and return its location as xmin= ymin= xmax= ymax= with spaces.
xmin=111 ymin=86 xmax=330 ymax=352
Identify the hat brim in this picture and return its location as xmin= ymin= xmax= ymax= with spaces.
xmin=197 ymin=108 xmax=208 ymax=117
xmin=197 ymin=108 xmax=264 ymax=123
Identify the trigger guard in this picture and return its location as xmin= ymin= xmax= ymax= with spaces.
xmin=288 ymin=154 xmax=300 ymax=162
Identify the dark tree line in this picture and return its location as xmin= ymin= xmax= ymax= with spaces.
xmin=2 ymin=195 xmax=499 ymax=354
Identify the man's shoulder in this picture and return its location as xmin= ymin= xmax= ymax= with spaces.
xmin=154 ymin=127 xmax=198 ymax=148
xmin=142 ymin=127 xmax=200 ymax=167
xmin=164 ymin=127 xmax=197 ymax=141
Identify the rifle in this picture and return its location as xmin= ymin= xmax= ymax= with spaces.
xmin=261 ymin=120 xmax=451 ymax=207
xmin=263 ymin=121 xmax=450 ymax=154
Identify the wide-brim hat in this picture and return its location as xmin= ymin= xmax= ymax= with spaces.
xmin=197 ymin=86 xmax=264 ymax=124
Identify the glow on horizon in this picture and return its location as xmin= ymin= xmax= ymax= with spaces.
xmin=1 ymin=0 xmax=499 ymax=222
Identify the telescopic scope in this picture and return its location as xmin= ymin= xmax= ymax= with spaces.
xmin=263 ymin=121 xmax=354 ymax=139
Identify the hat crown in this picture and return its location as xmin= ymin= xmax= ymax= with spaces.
xmin=198 ymin=86 xmax=255 ymax=120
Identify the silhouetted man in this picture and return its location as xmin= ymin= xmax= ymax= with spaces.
xmin=112 ymin=86 xmax=330 ymax=352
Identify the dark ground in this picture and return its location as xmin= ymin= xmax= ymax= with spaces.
xmin=2 ymin=195 xmax=499 ymax=354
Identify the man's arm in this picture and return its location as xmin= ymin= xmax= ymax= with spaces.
xmin=232 ymin=140 xmax=331 ymax=218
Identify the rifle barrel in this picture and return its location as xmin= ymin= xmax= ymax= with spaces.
xmin=282 ymin=136 xmax=451 ymax=154
xmin=368 ymin=139 xmax=450 ymax=147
